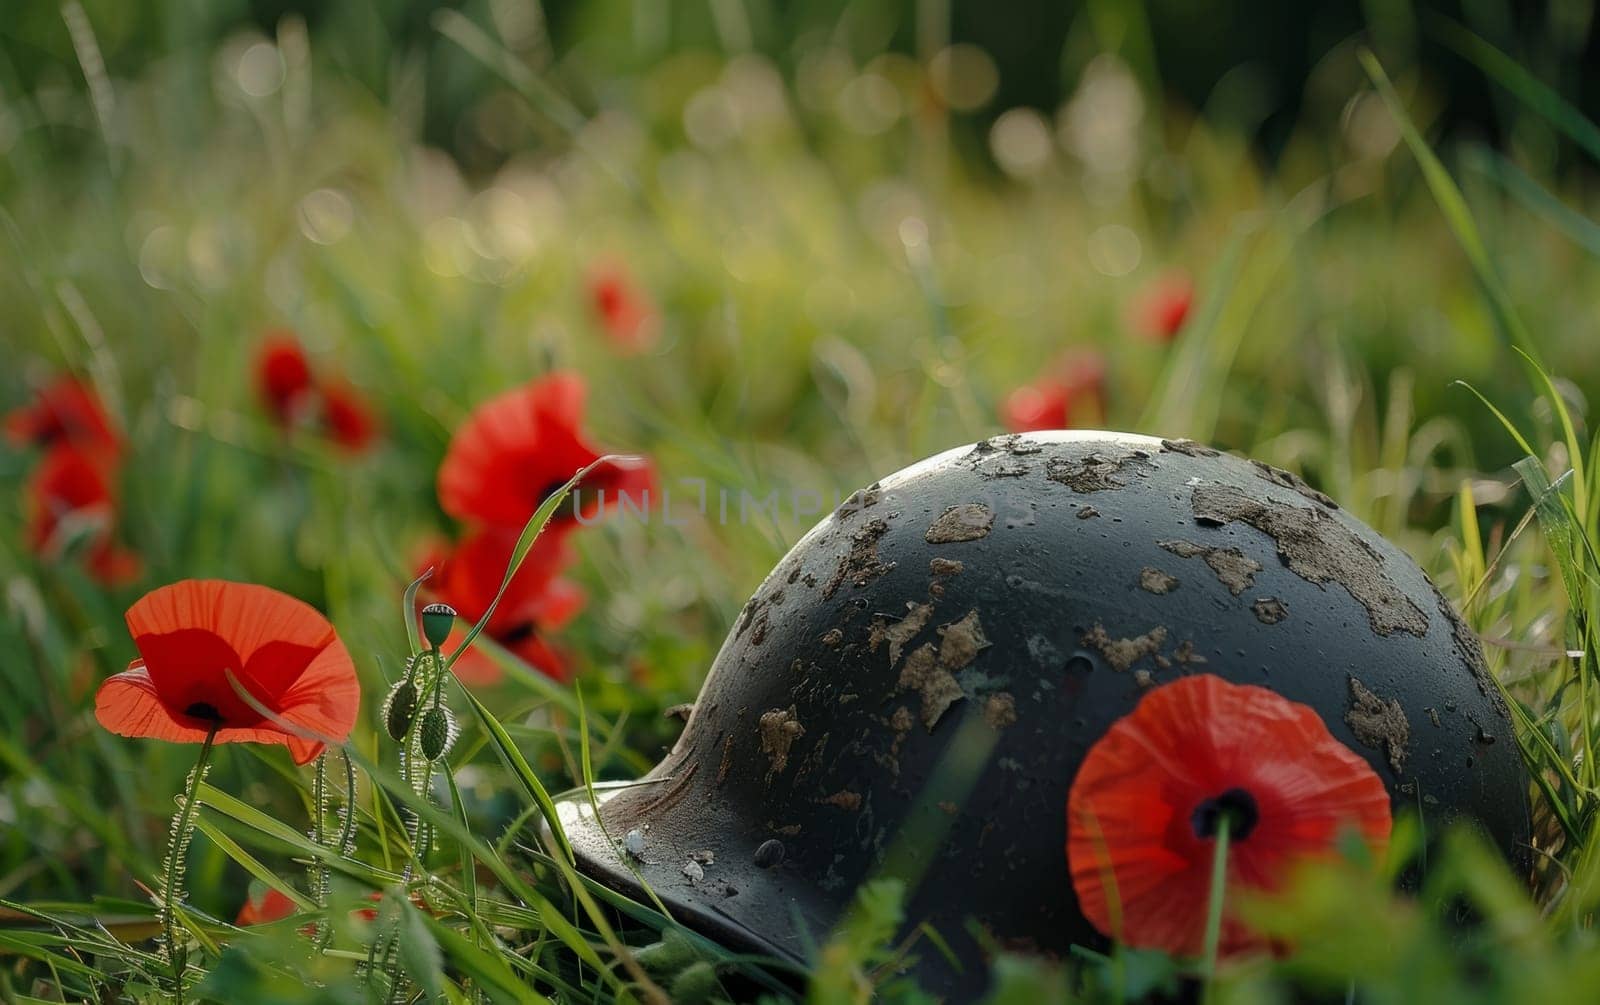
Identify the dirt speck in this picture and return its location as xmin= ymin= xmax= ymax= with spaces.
xmin=1139 ymin=567 xmax=1179 ymax=595
xmin=758 ymin=707 xmax=806 ymax=775
xmin=1251 ymin=597 xmax=1289 ymax=624
xmin=1133 ymin=669 xmax=1155 ymax=689
xmin=899 ymin=643 xmax=965 ymax=730
xmin=1076 ymin=505 xmax=1100 ymax=519
xmin=820 ymin=790 xmax=862 ymax=811
xmin=1427 ymin=707 xmax=1442 ymax=728
xmin=834 ymin=486 xmax=881 ymax=520
xmin=925 ymin=503 xmax=995 ymax=544
xmin=1191 ymin=485 xmax=1428 ymax=637
xmin=1345 ymin=677 xmax=1410 ymax=774
xmin=1046 ymin=449 xmax=1152 ymax=493
xmin=869 ymin=602 xmax=933 ymax=667
xmin=938 ymin=801 xmax=960 ymax=815
xmin=1161 ymin=438 xmax=1221 ymax=458
xmin=937 ymin=610 xmax=989 ymax=671
xmin=1173 ymin=640 xmax=1207 ymax=664
xmin=1160 ymin=539 xmax=1262 ymax=596
xmin=823 ymin=518 xmax=896 ymax=599
xmin=984 ymin=692 xmax=1017 ymax=729
xmin=930 ymin=557 xmax=964 ymax=577
xmin=821 ymin=627 xmax=844 ymax=648
xmin=1080 ymin=623 xmax=1169 ymax=672
xmin=753 ymin=838 xmax=785 ymax=869
xmin=1251 ymin=459 xmax=1339 ymax=509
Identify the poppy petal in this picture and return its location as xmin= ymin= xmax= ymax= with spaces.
xmin=126 ymin=580 xmax=339 ymax=659
xmin=437 ymin=373 xmax=616 ymax=529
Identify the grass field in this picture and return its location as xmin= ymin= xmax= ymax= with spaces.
xmin=3 ymin=3 xmax=1600 ymax=1002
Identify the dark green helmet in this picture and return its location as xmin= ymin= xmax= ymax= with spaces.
xmin=550 ymin=432 xmax=1530 ymax=997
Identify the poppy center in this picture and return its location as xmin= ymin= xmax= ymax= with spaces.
xmin=1191 ymin=787 xmax=1259 ymax=841
xmin=185 ymin=701 xmax=224 ymax=724
xmin=500 ymin=621 xmax=536 ymax=644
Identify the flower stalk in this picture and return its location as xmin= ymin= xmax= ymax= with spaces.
xmin=1200 ymin=813 xmax=1232 ymax=998
xmin=159 ymin=724 xmax=218 ymax=999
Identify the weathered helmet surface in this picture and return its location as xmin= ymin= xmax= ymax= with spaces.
xmin=551 ymin=431 xmax=1530 ymax=996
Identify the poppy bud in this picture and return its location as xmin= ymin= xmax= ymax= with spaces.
xmin=420 ymin=603 xmax=456 ymax=650
xmin=383 ymin=679 xmax=419 ymax=742
xmin=418 ymin=705 xmax=457 ymax=761
xmin=669 ymin=961 xmax=718 ymax=1004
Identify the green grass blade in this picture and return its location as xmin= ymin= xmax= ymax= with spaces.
xmin=189 ymin=816 xmax=318 ymax=913
xmin=1463 ymin=146 xmax=1600 ymax=258
xmin=457 ymin=685 xmax=573 ymax=865
xmin=401 ymin=568 xmax=433 ymax=657
xmin=1360 ymin=49 xmax=1542 ymax=368
xmin=1431 ymin=16 xmax=1600 ymax=163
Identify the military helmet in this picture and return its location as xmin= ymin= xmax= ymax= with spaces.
xmin=550 ymin=431 xmax=1530 ymax=996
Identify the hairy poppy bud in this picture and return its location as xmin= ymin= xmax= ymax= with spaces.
xmin=418 ymin=705 xmax=457 ymax=761
xmin=669 ymin=961 xmax=718 ymax=1004
xmin=420 ymin=603 xmax=456 ymax=650
xmin=383 ymin=679 xmax=419 ymax=742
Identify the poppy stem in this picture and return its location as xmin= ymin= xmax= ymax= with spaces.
xmin=1200 ymin=812 xmax=1232 ymax=998
xmin=159 ymin=724 xmax=218 ymax=1000
xmin=308 ymin=752 xmax=332 ymax=952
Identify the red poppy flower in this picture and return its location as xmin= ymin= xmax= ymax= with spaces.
xmin=320 ymin=380 xmax=378 ymax=452
xmin=1131 ymin=270 xmax=1194 ymax=342
xmin=95 ymin=580 xmax=361 ymax=765
xmin=26 ymin=446 xmax=142 ymax=585
xmin=1001 ymin=351 xmax=1106 ymax=433
xmin=236 ymin=887 xmax=298 ymax=926
xmin=437 ymin=372 xmax=654 ymax=531
xmin=587 ymin=262 xmax=659 ymax=353
xmin=254 ymin=334 xmax=317 ymax=428
xmin=1066 ymin=673 xmax=1391 ymax=960
xmin=421 ymin=527 xmax=585 ymax=684
xmin=5 ymin=376 xmax=121 ymax=461
xmin=254 ymin=334 xmax=378 ymax=453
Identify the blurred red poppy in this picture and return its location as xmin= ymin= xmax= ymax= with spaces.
xmin=236 ymin=887 xmax=298 ymax=926
xmin=253 ymin=334 xmax=378 ymax=453
xmin=95 ymin=580 xmax=361 ymax=764
xmin=437 ymin=372 xmax=653 ymax=531
xmin=5 ymin=376 xmax=122 ymax=461
xmin=26 ymin=446 xmax=141 ymax=585
xmin=1002 ymin=351 xmax=1105 ymax=433
xmin=237 ymin=887 xmax=406 ymax=929
xmin=587 ymin=262 xmax=659 ymax=353
xmin=254 ymin=335 xmax=317 ymax=427
xmin=420 ymin=527 xmax=585 ymax=684
xmin=1131 ymin=270 xmax=1194 ymax=342
xmin=1066 ymin=673 xmax=1390 ymax=960
xmin=320 ymin=380 xmax=378 ymax=452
